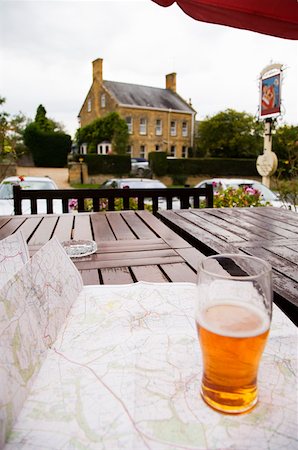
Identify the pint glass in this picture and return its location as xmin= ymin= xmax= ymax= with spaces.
xmin=196 ymin=254 xmax=272 ymax=414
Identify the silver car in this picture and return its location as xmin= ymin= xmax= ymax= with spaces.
xmin=100 ymin=178 xmax=180 ymax=209
xmin=0 ymin=176 xmax=62 ymax=215
xmin=130 ymin=158 xmax=151 ymax=177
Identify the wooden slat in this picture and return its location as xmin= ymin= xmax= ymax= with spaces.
xmin=160 ymin=262 xmax=197 ymax=283
xmin=74 ymin=252 xmax=183 ymax=270
xmin=0 ymin=217 xmax=26 ymax=239
xmin=106 ymin=212 xmax=136 ymax=240
xmin=101 ymin=267 xmax=133 ymax=284
xmin=52 ymin=215 xmax=74 ymax=242
xmin=229 ymin=208 xmax=298 ymax=237
xmin=157 ymin=210 xmax=238 ymax=254
xmin=97 ymin=239 xmax=168 ymax=253
xmin=28 ymin=216 xmax=58 ymax=245
xmin=91 ymin=213 xmax=116 ymax=241
xmin=12 ymin=217 xmax=43 ymax=242
xmin=175 ymin=247 xmax=205 ymax=271
xmin=131 ymin=265 xmax=169 ymax=282
xmin=121 ymin=211 xmax=157 ymax=239
xmin=73 ymin=215 xmax=93 ymax=241
xmin=80 ymin=269 xmax=100 ymax=285
xmin=137 ymin=210 xmax=191 ymax=249
xmin=180 ymin=210 xmax=247 ymax=243
xmin=195 ymin=209 xmax=285 ymax=242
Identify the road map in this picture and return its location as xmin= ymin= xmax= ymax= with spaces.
xmin=2 ymin=276 xmax=297 ymax=449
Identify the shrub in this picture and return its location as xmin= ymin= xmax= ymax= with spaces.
xmin=75 ymin=154 xmax=130 ymax=175
xmin=148 ymin=152 xmax=167 ymax=176
xmin=171 ymin=174 xmax=188 ymax=186
xmin=166 ymin=158 xmax=258 ymax=176
xmin=213 ymin=185 xmax=265 ymax=208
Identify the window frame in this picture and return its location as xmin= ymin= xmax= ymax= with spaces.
xmin=100 ymin=94 xmax=106 ymax=108
xmin=182 ymin=121 xmax=188 ymax=137
xmin=139 ymin=117 xmax=147 ymax=135
xmin=87 ymin=99 xmax=92 ymax=112
xmin=155 ymin=119 xmax=162 ymax=136
xmin=170 ymin=120 xmax=177 ymax=136
xmin=126 ymin=116 xmax=133 ymax=134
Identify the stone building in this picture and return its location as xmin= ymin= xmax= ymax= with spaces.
xmin=78 ymin=58 xmax=196 ymax=159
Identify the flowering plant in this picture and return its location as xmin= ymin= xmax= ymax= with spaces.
xmin=68 ymin=197 xmax=152 ymax=212
xmin=213 ymin=185 xmax=266 ymax=208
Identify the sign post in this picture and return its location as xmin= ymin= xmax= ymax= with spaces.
xmin=256 ymin=64 xmax=282 ymax=188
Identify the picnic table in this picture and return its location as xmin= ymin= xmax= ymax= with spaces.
xmin=1 ymin=209 xmax=297 ymax=449
xmin=0 ymin=210 xmax=202 ymax=285
xmin=0 ymin=207 xmax=297 ymax=323
xmin=156 ymin=206 xmax=298 ymax=325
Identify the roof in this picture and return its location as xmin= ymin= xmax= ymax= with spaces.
xmin=103 ymin=80 xmax=195 ymax=113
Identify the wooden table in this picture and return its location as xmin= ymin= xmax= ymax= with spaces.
xmin=0 ymin=210 xmax=203 ymax=286
xmin=156 ymin=207 xmax=298 ymax=325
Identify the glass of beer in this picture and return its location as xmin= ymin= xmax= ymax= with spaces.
xmin=196 ymin=254 xmax=272 ymax=414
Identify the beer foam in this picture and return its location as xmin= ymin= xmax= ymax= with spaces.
xmin=196 ymin=301 xmax=270 ymax=338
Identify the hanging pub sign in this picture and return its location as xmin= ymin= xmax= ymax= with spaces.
xmin=259 ymin=63 xmax=283 ymax=118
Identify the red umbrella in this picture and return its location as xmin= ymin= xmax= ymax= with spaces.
xmin=152 ymin=0 xmax=298 ymax=40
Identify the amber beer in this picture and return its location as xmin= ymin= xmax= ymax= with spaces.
xmin=196 ymin=301 xmax=270 ymax=414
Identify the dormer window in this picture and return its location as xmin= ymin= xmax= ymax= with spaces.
xmin=101 ymin=94 xmax=106 ymax=108
xmin=87 ymin=99 xmax=92 ymax=112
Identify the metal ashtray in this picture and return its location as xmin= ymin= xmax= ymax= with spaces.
xmin=62 ymin=240 xmax=97 ymax=258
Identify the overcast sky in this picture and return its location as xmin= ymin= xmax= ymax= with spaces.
xmin=1 ymin=0 xmax=297 ymax=138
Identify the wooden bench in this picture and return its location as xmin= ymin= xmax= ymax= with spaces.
xmin=13 ymin=185 xmax=213 ymax=215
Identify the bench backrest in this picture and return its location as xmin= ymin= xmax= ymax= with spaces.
xmin=13 ymin=185 xmax=213 ymax=215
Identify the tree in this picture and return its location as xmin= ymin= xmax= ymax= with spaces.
xmin=24 ymin=105 xmax=71 ymax=167
xmin=76 ymin=112 xmax=129 ymax=155
xmin=273 ymin=124 xmax=298 ymax=179
xmin=0 ymin=96 xmax=29 ymax=159
xmin=197 ymin=109 xmax=263 ymax=158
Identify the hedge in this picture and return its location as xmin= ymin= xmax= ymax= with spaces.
xmin=148 ymin=152 xmax=259 ymax=177
xmin=75 ymin=154 xmax=131 ymax=175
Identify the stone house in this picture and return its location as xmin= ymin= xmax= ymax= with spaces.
xmin=78 ymin=58 xmax=196 ymax=159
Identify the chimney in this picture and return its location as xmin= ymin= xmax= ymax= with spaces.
xmin=92 ymin=58 xmax=103 ymax=83
xmin=166 ymin=73 xmax=176 ymax=92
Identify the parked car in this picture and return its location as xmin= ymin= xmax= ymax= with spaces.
xmin=101 ymin=178 xmax=166 ymax=189
xmin=130 ymin=158 xmax=151 ymax=177
xmin=100 ymin=178 xmax=181 ymax=210
xmin=0 ymin=176 xmax=62 ymax=215
xmin=195 ymin=178 xmax=293 ymax=209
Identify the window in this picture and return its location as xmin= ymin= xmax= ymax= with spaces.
xmin=182 ymin=121 xmax=188 ymax=137
xmin=140 ymin=145 xmax=146 ymax=158
xmin=87 ymin=99 xmax=92 ymax=112
xmin=101 ymin=94 xmax=106 ymax=108
xmin=182 ymin=146 xmax=188 ymax=158
xmin=80 ymin=143 xmax=87 ymax=155
xmin=170 ymin=121 xmax=176 ymax=136
xmin=139 ymin=118 xmax=147 ymax=135
xmin=97 ymin=142 xmax=111 ymax=155
xmin=127 ymin=145 xmax=132 ymax=155
xmin=170 ymin=145 xmax=176 ymax=157
xmin=126 ymin=116 xmax=133 ymax=134
xmin=155 ymin=119 xmax=162 ymax=135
